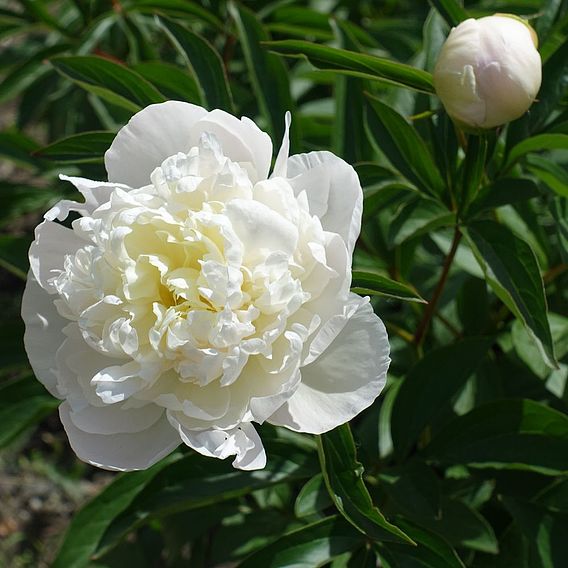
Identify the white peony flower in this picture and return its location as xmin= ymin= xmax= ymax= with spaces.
xmin=434 ymin=14 xmax=542 ymax=130
xmin=22 ymin=102 xmax=390 ymax=471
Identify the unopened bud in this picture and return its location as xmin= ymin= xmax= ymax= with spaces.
xmin=434 ymin=14 xmax=542 ymax=130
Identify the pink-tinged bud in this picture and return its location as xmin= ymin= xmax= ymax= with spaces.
xmin=434 ymin=14 xmax=542 ymax=130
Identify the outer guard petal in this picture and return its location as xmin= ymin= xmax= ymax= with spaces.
xmin=268 ymin=300 xmax=390 ymax=434
xmin=169 ymin=415 xmax=267 ymax=471
xmin=105 ymin=101 xmax=208 ymax=187
xmin=287 ymin=151 xmax=363 ymax=254
xmin=60 ymin=402 xmax=180 ymax=471
xmin=21 ymin=274 xmax=67 ymax=398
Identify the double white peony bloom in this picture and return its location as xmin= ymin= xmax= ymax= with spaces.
xmin=434 ymin=14 xmax=542 ymax=130
xmin=22 ymin=102 xmax=390 ymax=471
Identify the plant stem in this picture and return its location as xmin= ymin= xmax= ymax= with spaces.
xmin=414 ymin=226 xmax=462 ymax=347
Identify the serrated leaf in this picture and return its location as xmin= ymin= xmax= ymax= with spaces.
xmin=51 ymin=56 xmax=165 ymax=112
xmin=35 ymin=131 xmax=114 ymax=162
xmin=391 ymin=338 xmax=492 ymax=458
xmin=156 ymin=16 xmax=233 ymax=111
xmin=425 ymin=399 xmax=568 ymax=475
xmin=318 ymin=424 xmax=413 ymax=544
xmin=351 ymin=271 xmax=425 ymax=302
xmin=365 ymin=98 xmax=445 ymax=197
xmin=464 ymin=220 xmax=557 ymax=369
xmin=265 ymin=40 xmax=434 ymax=93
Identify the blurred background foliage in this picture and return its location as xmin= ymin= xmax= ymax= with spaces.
xmin=1 ymin=0 xmax=568 ymax=566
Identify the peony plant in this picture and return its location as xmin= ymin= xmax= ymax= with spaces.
xmin=21 ymin=102 xmax=390 ymax=471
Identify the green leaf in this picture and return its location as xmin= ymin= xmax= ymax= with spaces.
xmin=351 ymin=270 xmax=425 ymax=303
xmin=0 ymin=182 xmax=59 ymax=227
xmin=425 ymin=399 xmax=568 ymax=475
xmin=51 ymin=56 xmax=165 ymax=113
xmin=468 ymin=178 xmax=540 ymax=216
xmin=388 ymin=198 xmax=454 ymax=245
xmin=294 ymin=474 xmax=333 ymax=518
xmin=125 ymin=0 xmax=223 ymax=30
xmin=156 ymin=17 xmax=233 ymax=111
xmin=391 ymin=338 xmax=492 ymax=459
xmin=526 ymin=155 xmax=568 ymax=198
xmin=331 ymin=20 xmax=372 ymax=163
xmin=265 ymin=40 xmax=434 ymax=94
xmin=35 ymin=131 xmax=114 ymax=163
xmin=424 ymin=497 xmax=498 ymax=554
xmin=0 ymin=234 xmax=32 ymax=279
xmin=529 ymin=37 xmax=568 ymax=133
xmin=239 ymin=516 xmax=364 ymax=568
xmin=362 ymin=182 xmax=416 ymax=221
xmin=365 ymin=98 xmax=445 ymax=197
xmin=378 ymin=461 xmax=441 ymax=520
xmin=53 ymin=453 xmax=183 ymax=568
xmin=512 ymin=314 xmax=568 ymax=379
xmin=0 ymin=318 xmax=27 ymax=369
xmin=0 ymin=375 xmax=58 ymax=449
xmin=0 ymin=48 xmax=57 ymax=105
xmin=0 ymin=130 xmax=40 ymax=168
xmin=506 ymin=133 xmax=568 ymax=167
xmin=459 ymin=134 xmax=488 ymax=214
xmin=536 ymin=478 xmax=568 ymax=513
xmin=377 ymin=519 xmax=465 ymax=568
xmin=95 ymin=439 xmax=318 ymax=557
xmin=429 ymin=0 xmax=468 ymax=27
xmin=318 ymin=424 xmax=413 ymax=544
xmin=464 ymin=220 xmax=557 ymax=368
xmin=132 ymin=61 xmax=200 ymax=103
xmin=229 ymin=3 xmax=297 ymax=149
xmin=503 ymin=498 xmax=568 ymax=568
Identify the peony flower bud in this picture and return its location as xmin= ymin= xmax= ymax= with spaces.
xmin=433 ymin=14 xmax=542 ymax=130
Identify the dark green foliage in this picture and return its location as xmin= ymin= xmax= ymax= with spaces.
xmin=1 ymin=0 xmax=567 ymax=566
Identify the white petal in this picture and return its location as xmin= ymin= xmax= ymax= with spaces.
xmin=189 ymin=110 xmax=272 ymax=181
xmin=29 ymin=220 xmax=84 ymax=293
xmin=269 ymin=299 xmax=390 ymax=434
xmin=170 ymin=417 xmax=266 ymax=471
xmin=287 ymin=151 xmax=363 ymax=254
xmin=105 ymin=101 xmax=208 ymax=187
xmin=21 ymin=273 xmax=66 ymax=398
xmin=67 ymin=402 xmax=163 ymax=435
xmin=59 ymin=401 xmax=179 ymax=471
xmin=303 ymin=293 xmax=362 ymax=365
xmin=224 ymin=199 xmax=298 ymax=264
xmin=272 ymin=111 xmax=291 ymax=178
xmin=59 ymin=175 xmax=131 ymax=213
